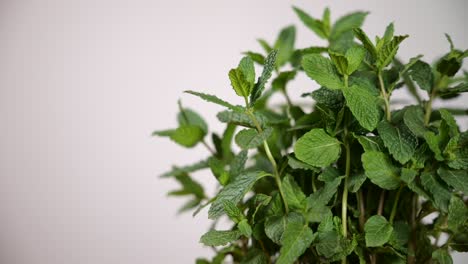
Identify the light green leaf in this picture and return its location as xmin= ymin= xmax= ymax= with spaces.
xmin=170 ymin=173 xmax=205 ymax=199
xmin=420 ymin=172 xmax=451 ymax=212
xmin=169 ymin=125 xmax=205 ymax=148
xmin=178 ymin=108 xmax=208 ymax=134
xmin=265 ymin=212 xmax=303 ymax=245
xmin=238 ymin=56 xmax=256 ymax=85
xmin=362 ymin=151 xmax=400 ymax=190
xmin=432 ymin=248 xmax=453 ymax=264
xmin=353 ymin=28 xmax=377 ymax=58
xmin=407 ymin=60 xmax=434 ymax=92
xmin=302 ymin=54 xmax=344 ymax=89
xmin=294 ymin=129 xmax=342 ymax=167
xmin=217 ymin=110 xmax=266 ymax=128
xmin=200 ymin=230 xmax=241 ymax=246
xmin=277 ymin=221 xmax=314 ymax=264
xmin=329 ymin=51 xmax=348 ymax=76
xmin=364 ymin=215 xmax=393 ymax=247
xmin=403 ymin=105 xmax=426 ymax=137
xmin=159 ymin=159 xmax=209 ymax=178
xmin=377 ymin=35 xmax=408 ymax=69
xmin=257 ymin=39 xmax=272 ymax=53
xmin=250 ymin=50 xmax=277 ymax=106
xmin=243 ymin=51 xmax=265 ymax=65
xmin=208 ymin=171 xmax=271 ymax=219
xmin=330 ymin=11 xmax=368 ymax=41
xmin=185 ymin=90 xmax=241 ymax=111
xmin=356 ymin=135 xmax=383 ymax=152
xmin=448 ymin=196 xmax=467 ymax=231
xmin=438 ymin=167 xmax=468 ymax=194
xmin=345 ymin=46 xmax=366 ymax=74
xmin=235 ymin=127 xmax=273 ymax=150
xmin=274 ymin=25 xmax=296 ymax=67
xmin=222 ymin=200 xmax=244 ymax=223
xmin=238 ymin=219 xmax=252 ymax=237
xmin=343 ymin=84 xmax=383 ymax=131
xmin=229 ymin=68 xmax=252 ymax=98
xmin=282 ymin=174 xmax=307 ymax=210
xmin=292 ymin=6 xmax=327 ymax=39
xmin=382 ymin=23 xmax=394 ymax=43
xmin=377 ymin=121 xmax=418 ymax=164
xmin=348 ymin=173 xmax=367 ymax=193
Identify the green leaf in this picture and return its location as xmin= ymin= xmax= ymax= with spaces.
xmin=448 ymin=196 xmax=467 ymax=231
xmin=185 ymin=90 xmax=241 ymax=111
xmin=257 ymin=39 xmax=272 ymax=53
xmin=389 ymin=221 xmax=410 ymax=252
xmin=353 ymin=28 xmax=377 ymax=58
xmin=222 ymin=200 xmax=244 ymax=223
xmin=217 ymin=110 xmax=266 ymax=128
xmin=377 ymin=35 xmax=408 ymax=69
xmin=432 ymin=248 xmax=453 ymax=264
xmin=438 ymin=167 xmax=468 ymax=195
xmin=407 ymin=60 xmax=434 ymax=92
xmin=440 ymin=109 xmax=459 ymax=137
xmin=168 ymin=125 xmax=205 ymax=148
xmin=274 ymin=25 xmax=296 ymax=67
xmin=208 ymin=171 xmax=270 ymax=219
xmin=229 ymin=150 xmax=248 ymax=179
xmin=362 ymin=151 xmax=401 ymax=190
xmin=420 ymin=172 xmax=451 ymax=212
xmin=287 ymin=155 xmax=320 ymax=172
xmin=382 ymin=23 xmax=394 ymax=43
xmin=239 ymin=56 xmax=256 ymax=85
xmin=240 ymin=248 xmax=268 ymax=264
xmin=272 ymin=71 xmax=296 ymax=91
xmin=330 ymin=11 xmax=368 ymax=41
xmin=364 ymin=215 xmax=393 ymax=247
xmin=294 ymin=129 xmax=342 ymax=167
xmin=265 ymin=212 xmax=303 ymax=245
xmin=311 ymin=87 xmax=344 ymax=110
xmin=277 ymin=221 xmax=314 ymax=264
xmin=282 ymin=174 xmax=307 ymax=210
xmin=171 ymin=173 xmax=205 ymax=199
xmin=238 ymin=219 xmax=252 ymax=237
xmin=356 ymin=135 xmax=383 ymax=152
xmin=243 ymin=51 xmax=265 ymax=65
xmin=343 ymin=84 xmax=383 ymax=131
xmin=403 ymin=105 xmax=426 ymax=137
xmin=424 ymin=131 xmax=444 ymax=161
xmin=229 ymin=68 xmax=252 ymax=98
xmin=345 ymin=46 xmax=366 ymax=74
xmin=178 ymin=108 xmax=208 ymax=134
xmin=329 ymin=51 xmax=348 ymax=76
xmin=377 ymin=121 xmax=418 ymax=164
xmin=307 ymin=176 xmax=342 ymax=208
xmin=159 ymin=159 xmax=209 ymax=178
xmin=348 ymin=173 xmax=367 ymax=193
xmin=235 ymin=127 xmax=273 ymax=150
xmin=292 ymin=6 xmax=327 ymax=39
xmin=302 ymin=54 xmax=344 ymax=89
xmin=200 ymin=230 xmax=241 ymax=246
xmin=250 ymin=50 xmax=278 ymax=106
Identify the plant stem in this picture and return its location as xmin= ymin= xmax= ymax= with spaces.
xmin=357 ymin=190 xmax=365 ymax=231
xmin=341 ymin=131 xmax=351 ymax=264
xmin=389 ymin=185 xmax=403 ymax=224
xmin=201 ymin=139 xmax=216 ymax=155
xmin=378 ymin=71 xmax=391 ymax=121
xmin=408 ymin=194 xmax=417 ymax=264
xmin=377 ymin=190 xmax=385 ymax=215
xmin=247 ymin=109 xmax=289 ymax=214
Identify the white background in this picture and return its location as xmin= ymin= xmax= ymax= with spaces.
xmin=0 ymin=0 xmax=467 ymax=263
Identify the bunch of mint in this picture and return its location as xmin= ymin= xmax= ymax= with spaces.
xmin=154 ymin=6 xmax=468 ymax=264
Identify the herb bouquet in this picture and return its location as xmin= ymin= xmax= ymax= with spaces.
xmin=154 ymin=6 xmax=468 ymax=264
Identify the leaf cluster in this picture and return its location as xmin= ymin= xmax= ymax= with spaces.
xmin=154 ymin=6 xmax=468 ymax=264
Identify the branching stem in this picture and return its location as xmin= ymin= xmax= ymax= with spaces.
xmin=378 ymin=71 xmax=391 ymax=121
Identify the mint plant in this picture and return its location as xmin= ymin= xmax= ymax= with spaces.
xmin=154 ymin=6 xmax=468 ymax=264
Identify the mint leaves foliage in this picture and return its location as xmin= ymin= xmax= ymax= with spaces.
xmin=154 ymin=5 xmax=467 ymax=264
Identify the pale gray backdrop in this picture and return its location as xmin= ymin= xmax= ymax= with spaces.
xmin=0 ymin=0 xmax=467 ymax=263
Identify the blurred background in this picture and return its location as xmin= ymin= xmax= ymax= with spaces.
xmin=0 ymin=0 xmax=467 ymax=263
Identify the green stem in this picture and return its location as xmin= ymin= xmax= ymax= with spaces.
xmin=341 ymin=130 xmax=351 ymax=264
xmin=247 ymin=109 xmax=289 ymax=214
xmin=378 ymin=71 xmax=391 ymax=121
xmin=377 ymin=190 xmax=385 ymax=215
xmin=357 ymin=190 xmax=365 ymax=232
xmin=389 ymin=185 xmax=403 ymax=224
xmin=424 ymin=85 xmax=437 ymax=126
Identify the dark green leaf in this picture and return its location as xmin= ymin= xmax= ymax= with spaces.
xmin=438 ymin=167 xmax=468 ymax=195
xmin=377 ymin=35 xmax=408 ymax=69
xmin=265 ymin=212 xmax=303 ymax=245
xmin=403 ymin=105 xmax=426 ymax=137
xmin=448 ymin=196 xmax=467 ymax=231
xmin=250 ymin=50 xmax=278 ymax=106
xmin=223 ymin=200 xmax=244 ymax=223
xmin=238 ymin=219 xmax=253 ymax=237
xmin=282 ymin=174 xmax=307 ymax=210
xmin=377 ymin=121 xmax=418 ymax=164
xmin=432 ymin=248 xmax=453 ymax=264
xmin=420 ymin=172 xmax=451 ymax=212
xmin=407 ymin=60 xmax=434 ymax=92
